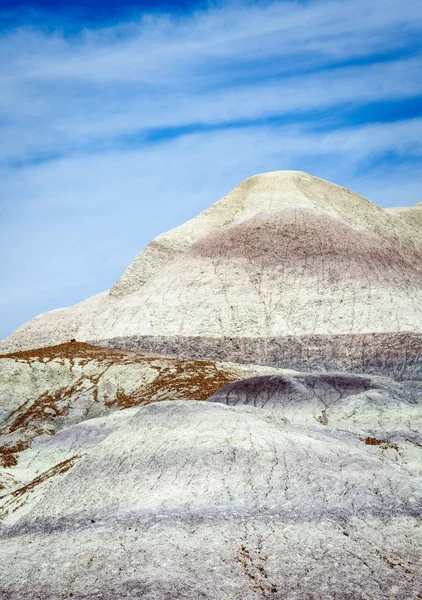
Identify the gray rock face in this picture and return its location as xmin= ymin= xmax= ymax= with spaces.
xmin=1 ymin=400 xmax=422 ymax=599
xmin=1 ymin=171 xmax=421 ymax=377
xmin=102 ymin=331 xmax=422 ymax=379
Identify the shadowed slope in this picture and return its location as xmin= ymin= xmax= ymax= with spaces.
xmin=103 ymin=332 xmax=422 ymax=380
xmin=207 ymin=372 xmax=422 ymax=479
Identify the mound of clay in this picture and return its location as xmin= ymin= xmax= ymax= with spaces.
xmin=0 ymin=341 xmax=281 ymax=487
xmin=1 ymin=171 xmax=421 ymax=378
xmin=1 ymin=401 xmax=421 ymax=599
xmin=208 ymin=372 xmax=422 ymax=477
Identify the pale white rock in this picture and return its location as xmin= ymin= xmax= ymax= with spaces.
xmin=0 ymin=341 xmax=285 ymax=491
xmin=1 ymin=401 xmax=421 ymax=599
xmin=1 ymin=171 xmax=421 ymax=379
xmin=385 ymin=200 xmax=422 ymax=238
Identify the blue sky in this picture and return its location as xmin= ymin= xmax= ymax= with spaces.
xmin=0 ymin=0 xmax=421 ymax=340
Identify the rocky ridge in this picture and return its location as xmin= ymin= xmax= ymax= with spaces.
xmin=1 ymin=171 xmax=421 ymax=378
xmin=0 ymin=171 xmax=421 ymax=599
xmin=0 ymin=341 xmax=282 ymax=491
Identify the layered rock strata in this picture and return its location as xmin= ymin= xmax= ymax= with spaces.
xmin=1 ymin=171 xmax=421 ymax=377
xmin=1 ymin=171 xmax=422 ymax=599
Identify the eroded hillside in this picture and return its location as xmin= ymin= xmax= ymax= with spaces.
xmin=0 ymin=341 xmax=281 ymax=487
xmin=1 ymin=172 xmax=421 ymax=380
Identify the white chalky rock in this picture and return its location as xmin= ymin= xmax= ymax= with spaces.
xmin=1 ymin=171 xmax=421 ymax=377
xmin=0 ymin=401 xmax=421 ymax=599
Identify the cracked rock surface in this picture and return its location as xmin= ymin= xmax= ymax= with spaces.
xmin=0 ymin=400 xmax=421 ymax=599
xmin=0 ymin=341 xmax=282 ymax=491
xmin=1 ymin=171 xmax=421 ymax=377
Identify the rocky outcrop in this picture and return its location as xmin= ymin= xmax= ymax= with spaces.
xmin=0 ymin=341 xmax=282 ymax=489
xmin=0 ymin=171 xmax=421 ymax=599
xmin=1 ymin=171 xmax=421 ymax=377
xmin=1 ymin=400 xmax=421 ymax=599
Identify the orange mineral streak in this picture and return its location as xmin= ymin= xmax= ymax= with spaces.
xmin=0 ymin=342 xmax=238 ymax=467
xmin=0 ymin=456 xmax=79 ymax=518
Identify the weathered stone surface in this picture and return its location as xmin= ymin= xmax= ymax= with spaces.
xmin=0 ymin=341 xmax=282 ymax=490
xmin=208 ymin=372 xmax=422 ymax=479
xmin=1 ymin=401 xmax=421 ymax=599
xmin=1 ymin=171 xmax=421 ymax=377
xmin=385 ymin=200 xmax=422 ymax=238
xmin=0 ymin=171 xmax=421 ymax=599
xmin=102 ymin=331 xmax=422 ymax=379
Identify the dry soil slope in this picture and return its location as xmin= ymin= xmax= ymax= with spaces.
xmin=385 ymin=200 xmax=422 ymax=238
xmin=0 ymin=400 xmax=421 ymax=600
xmin=0 ymin=341 xmax=282 ymax=491
xmin=208 ymin=372 xmax=422 ymax=479
xmin=1 ymin=171 xmax=421 ymax=377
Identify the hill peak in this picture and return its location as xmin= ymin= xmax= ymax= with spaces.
xmin=1 ymin=171 xmax=421 ymax=362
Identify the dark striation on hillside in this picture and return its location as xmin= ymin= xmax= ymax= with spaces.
xmin=102 ymin=331 xmax=422 ymax=379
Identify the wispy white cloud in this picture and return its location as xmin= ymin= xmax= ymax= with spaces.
xmin=0 ymin=0 xmax=421 ymax=338
xmin=1 ymin=0 xmax=421 ymax=157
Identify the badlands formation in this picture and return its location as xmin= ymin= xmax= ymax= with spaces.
xmin=0 ymin=171 xmax=421 ymax=599
xmin=1 ymin=171 xmax=421 ymax=377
